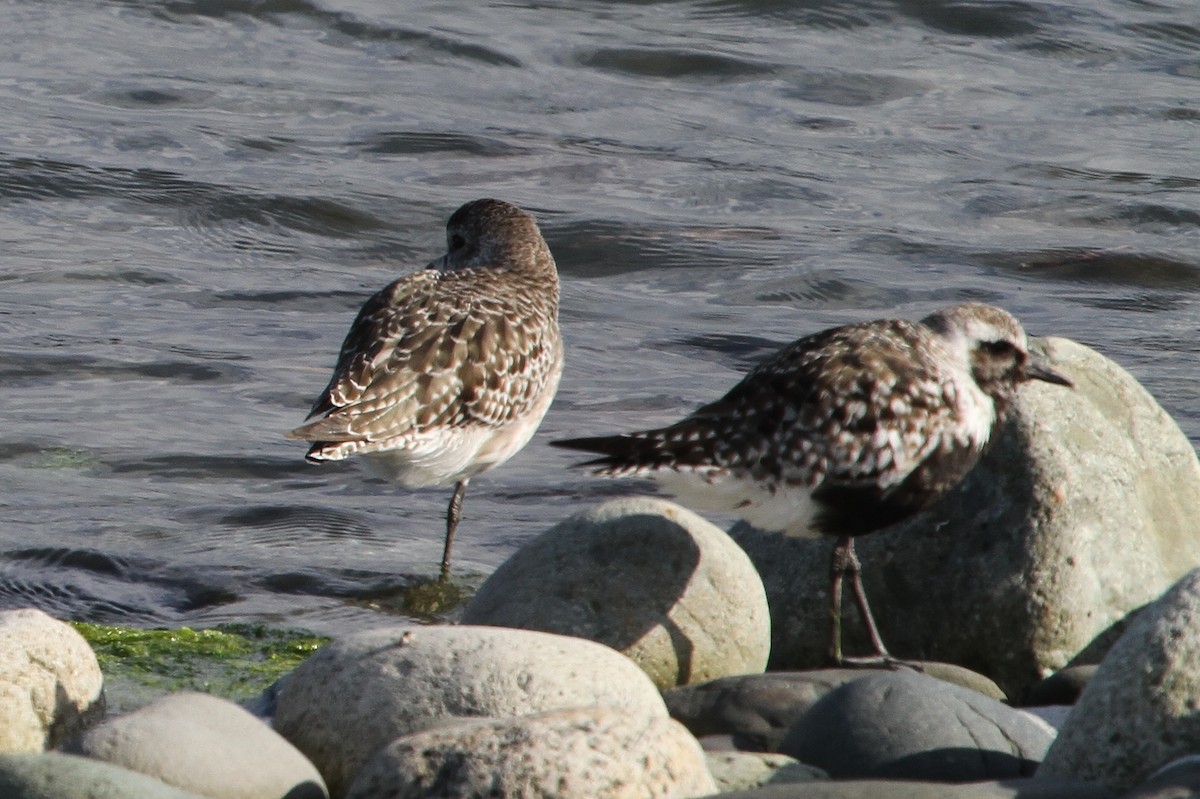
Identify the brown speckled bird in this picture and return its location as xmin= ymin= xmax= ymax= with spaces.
xmin=289 ymin=199 xmax=562 ymax=581
xmin=554 ymin=303 xmax=1071 ymax=665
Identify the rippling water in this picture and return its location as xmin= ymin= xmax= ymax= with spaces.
xmin=2 ymin=0 xmax=1198 ymax=633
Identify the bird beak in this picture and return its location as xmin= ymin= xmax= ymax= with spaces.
xmin=1026 ymin=353 xmax=1073 ymax=388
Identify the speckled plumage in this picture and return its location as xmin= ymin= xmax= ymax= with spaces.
xmin=554 ymin=302 xmax=1071 ymax=663
xmin=289 ymin=198 xmax=562 ymax=578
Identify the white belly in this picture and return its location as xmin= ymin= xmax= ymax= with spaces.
xmin=652 ymin=469 xmax=824 ymax=539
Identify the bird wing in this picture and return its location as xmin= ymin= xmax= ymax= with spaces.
xmin=288 ymin=269 xmax=559 ymax=447
xmin=716 ymin=320 xmax=963 ymax=490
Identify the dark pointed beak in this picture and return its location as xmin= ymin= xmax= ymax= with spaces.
xmin=1026 ymin=353 xmax=1073 ymax=388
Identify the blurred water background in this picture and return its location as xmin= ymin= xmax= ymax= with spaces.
xmin=1 ymin=0 xmax=1198 ymax=633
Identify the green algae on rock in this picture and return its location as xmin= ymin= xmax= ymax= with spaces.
xmin=71 ymin=622 xmax=327 ymax=712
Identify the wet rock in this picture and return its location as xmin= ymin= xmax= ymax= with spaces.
xmin=344 ymin=706 xmax=715 ymax=799
xmin=461 ymin=497 xmax=770 ymax=689
xmin=1039 ymin=569 xmax=1200 ymax=792
xmin=733 ymin=337 xmax=1200 ymax=699
xmin=0 ymin=608 xmax=104 ymax=752
xmin=781 ymin=670 xmax=1054 ymax=781
xmin=273 ymin=624 xmax=666 ymax=797
xmin=69 ymin=691 xmax=326 ymax=799
xmin=0 ymin=751 xmax=206 ymax=799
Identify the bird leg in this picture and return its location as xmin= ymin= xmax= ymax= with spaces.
xmin=828 ymin=536 xmax=899 ymax=668
xmin=440 ymin=479 xmax=469 ymax=582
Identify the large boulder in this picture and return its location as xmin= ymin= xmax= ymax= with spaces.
xmin=273 ymin=624 xmax=667 ymax=797
xmin=69 ymin=692 xmax=327 ymax=799
xmin=345 ymin=706 xmax=715 ymax=799
xmin=732 ymin=337 xmax=1200 ymax=698
xmin=1039 ymin=569 xmax=1200 ymax=792
xmin=461 ymin=497 xmax=770 ymax=689
xmin=0 ymin=609 xmax=105 ymax=752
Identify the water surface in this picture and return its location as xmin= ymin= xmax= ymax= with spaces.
xmin=2 ymin=0 xmax=1198 ymax=632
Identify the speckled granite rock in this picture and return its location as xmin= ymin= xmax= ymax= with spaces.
xmin=273 ymin=624 xmax=667 ymax=797
xmin=1040 ymin=569 xmax=1200 ymax=792
xmin=695 ymin=777 xmax=1113 ymax=798
xmin=345 ymin=706 xmax=715 ymax=799
xmin=462 ymin=497 xmax=770 ymax=689
xmin=0 ymin=609 xmax=104 ymax=752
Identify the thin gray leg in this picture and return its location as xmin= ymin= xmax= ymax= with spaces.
xmin=440 ymin=479 xmax=469 ymax=582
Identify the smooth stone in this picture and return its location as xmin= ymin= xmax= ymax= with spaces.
xmin=706 ymin=750 xmax=826 ymax=793
xmin=461 ymin=497 xmax=771 ymax=689
xmin=664 ymin=670 xmax=872 ymax=752
xmin=664 ymin=665 xmax=1003 ymax=752
xmin=732 ymin=337 xmax=1200 ymax=700
xmin=344 ymin=706 xmax=716 ymax=799
xmin=0 ymin=608 xmax=105 ymax=752
xmin=273 ymin=624 xmax=667 ymax=797
xmin=696 ymin=777 xmax=1114 ymax=798
xmin=1023 ymin=706 xmax=1072 ymax=731
xmin=1040 ymin=569 xmax=1200 ymax=792
xmin=69 ymin=691 xmax=327 ymax=799
xmin=781 ymin=670 xmax=1054 ymax=781
xmin=1122 ymin=755 xmax=1200 ymax=798
xmin=0 ymin=752 xmax=206 ymax=799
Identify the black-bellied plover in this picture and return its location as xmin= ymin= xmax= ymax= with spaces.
xmin=289 ymin=198 xmax=563 ymax=581
xmin=553 ymin=302 xmax=1071 ymax=665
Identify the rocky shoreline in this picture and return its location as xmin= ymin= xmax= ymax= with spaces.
xmin=5 ymin=337 xmax=1200 ymax=799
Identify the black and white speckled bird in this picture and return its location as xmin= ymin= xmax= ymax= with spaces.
xmin=289 ymin=199 xmax=563 ymax=581
xmin=553 ymin=302 xmax=1072 ymax=665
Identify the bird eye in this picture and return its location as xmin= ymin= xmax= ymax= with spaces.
xmin=983 ymin=340 xmax=1017 ymax=356
xmin=450 ymin=234 xmax=466 ymax=250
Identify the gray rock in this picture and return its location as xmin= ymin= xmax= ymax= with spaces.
xmin=706 ymin=750 xmax=826 ymax=793
xmin=1122 ymin=755 xmax=1200 ymax=798
xmin=344 ymin=706 xmax=716 ymax=799
xmin=781 ymin=670 xmax=1054 ymax=781
xmin=732 ymin=337 xmax=1200 ymax=700
xmin=0 ymin=608 xmax=105 ymax=752
xmin=273 ymin=624 xmax=667 ymax=797
xmin=1040 ymin=569 xmax=1200 ymax=792
xmin=696 ymin=777 xmax=1114 ymax=798
xmin=69 ymin=691 xmax=326 ymax=799
xmin=1023 ymin=706 xmax=1072 ymax=732
xmin=664 ymin=670 xmax=865 ymax=752
xmin=0 ymin=752 xmax=206 ymax=799
xmin=664 ymin=666 xmax=1004 ymax=752
xmin=461 ymin=497 xmax=770 ymax=689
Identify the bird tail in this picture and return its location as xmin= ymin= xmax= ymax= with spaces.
xmin=551 ymin=430 xmax=698 ymax=476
